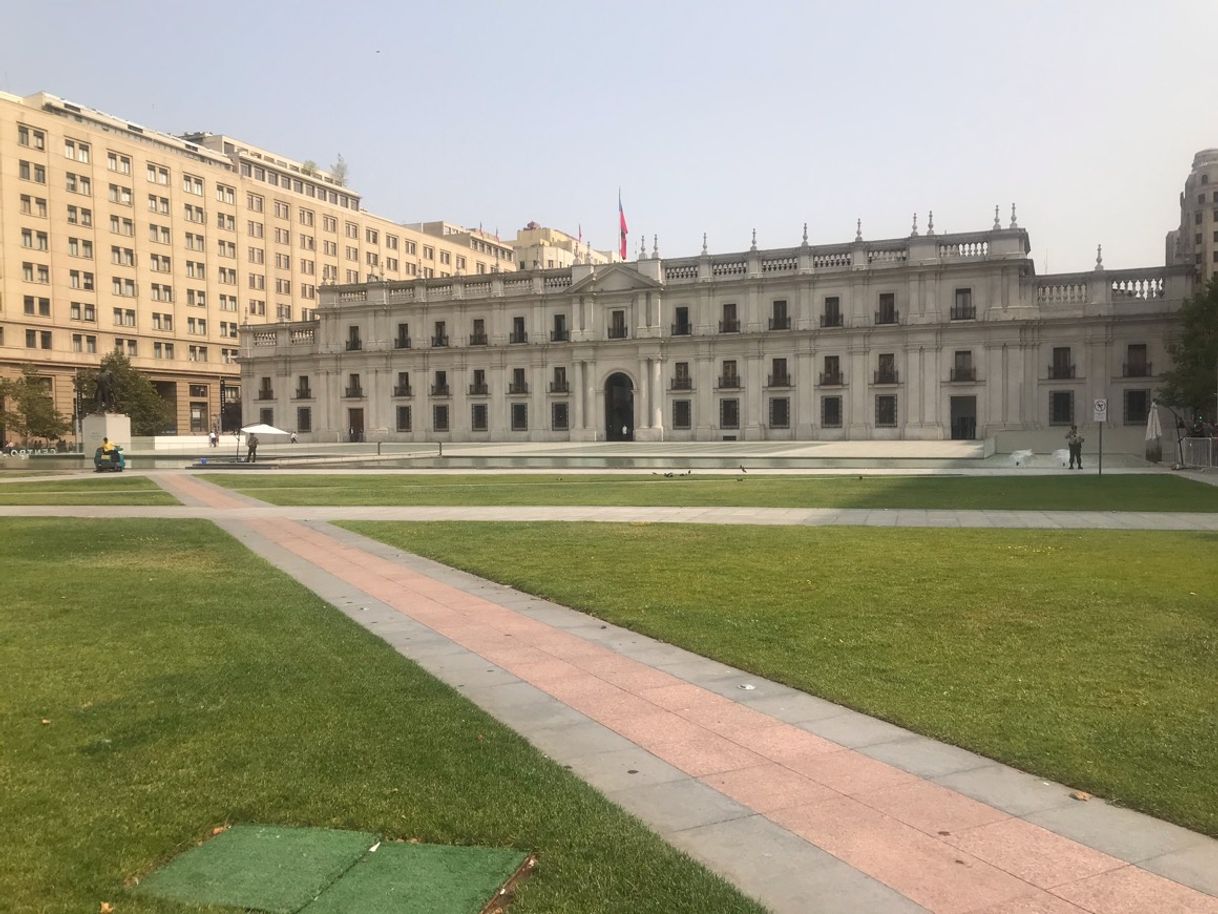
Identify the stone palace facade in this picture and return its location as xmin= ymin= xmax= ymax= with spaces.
xmin=238 ymin=219 xmax=1192 ymax=447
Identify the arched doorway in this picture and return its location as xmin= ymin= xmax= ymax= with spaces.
xmin=605 ymin=373 xmax=634 ymax=441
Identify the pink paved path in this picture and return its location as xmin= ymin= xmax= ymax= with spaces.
xmin=233 ymin=511 xmax=1215 ymax=914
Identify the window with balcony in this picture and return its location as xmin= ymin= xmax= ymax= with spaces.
xmin=820 ymin=355 xmax=843 ymax=386
xmin=550 ymin=367 xmax=568 ymax=393
xmin=345 ymin=373 xmax=363 ymax=398
xmin=551 ymin=313 xmax=568 ymax=342
xmin=720 ymin=302 xmax=739 ymax=333
xmin=1124 ymin=344 xmax=1150 ymax=378
xmin=1050 ymin=347 xmax=1074 ymax=379
xmin=470 ymin=318 xmax=488 ymax=345
xmin=469 ymin=369 xmax=488 ymax=396
xmin=769 ymin=299 xmax=790 ymax=330
xmin=294 ymin=375 xmax=313 ymax=399
xmin=432 ymin=321 xmax=448 ymax=348
xmin=950 ymin=350 xmax=976 ymax=382
xmin=821 ymin=296 xmax=842 ymax=328
xmin=510 ymin=316 xmax=528 ymax=344
xmin=876 ymin=293 xmax=898 ymax=325
xmin=875 ymin=353 xmax=898 ymax=385
xmin=718 ymin=360 xmax=740 ymax=389
xmin=768 ymin=358 xmax=791 ymax=387
xmin=257 ymin=377 xmax=273 ymax=400
xmin=672 ymin=361 xmax=692 ymax=391
xmin=672 ymin=306 xmax=691 ymax=336
xmin=393 ymin=322 xmax=411 ymax=349
xmin=509 ymin=368 xmax=529 ymax=395
xmin=951 ymin=288 xmax=976 ymax=320
xmin=432 ymin=371 xmax=450 ymax=397
xmin=346 ymin=326 xmax=362 ymax=351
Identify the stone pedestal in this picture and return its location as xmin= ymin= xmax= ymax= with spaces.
xmin=82 ymin=413 xmax=132 ymax=451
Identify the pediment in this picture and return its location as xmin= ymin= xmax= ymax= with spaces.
xmin=566 ymin=263 xmax=663 ymax=296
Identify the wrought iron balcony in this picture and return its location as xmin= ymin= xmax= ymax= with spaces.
xmin=818 ymin=371 xmax=845 ymax=386
xmin=393 ymin=336 xmax=411 ymax=349
xmin=671 ymin=322 xmax=692 ymax=336
xmin=343 ymin=386 xmax=364 ymax=398
xmin=719 ymin=318 xmax=740 ymax=333
xmin=430 ymin=383 xmax=450 ymax=397
xmin=820 ymin=313 xmax=843 ymax=328
xmin=508 ymin=381 xmax=530 ymax=394
xmin=431 ymin=335 xmax=448 ymax=348
xmin=874 ymin=309 xmax=900 ymax=325
xmin=1048 ymin=364 xmax=1076 ymax=380
xmin=717 ymin=375 xmax=741 ymax=389
xmin=950 ymin=305 xmax=977 ymax=321
xmin=1122 ymin=361 xmax=1152 ymax=378
xmin=468 ymin=383 xmax=489 ymax=395
xmin=768 ymin=315 xmax=791 ymax=330
xmin=607 ymin=325 xmax=628 ymax=339
xmin=873 ymin=369 xmax=900 ymax=385
xmin=548 ymin=381 xmax=569 ymax=393
xmin=949 ymin=367 xmax=977 ymax=382
xmin=509 ymin=330 xmax=528 ymax=344
xmin=292 ymin=388 xmax=312 ymax=400
xmin=468 ymin=332 xmax=488 ymax=346
xmin=256 ymin=390 xmax=274 ymax=401
xmin=392 ymin=385 xmax=413 ymax=397
xmin=767 ymin=374 xmax=793 ymax=388
xmin=345 ymin=339 xmax=362 ymax=351
xmin=550 ymin=328 xmax=569 ymax=342
xmin=670 ymin=377 xmax=693 ymax=391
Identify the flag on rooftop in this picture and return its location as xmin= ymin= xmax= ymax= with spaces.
xmin=618 ymin=191 xmax=628 ymax=260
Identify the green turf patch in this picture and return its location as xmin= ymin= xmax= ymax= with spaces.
xmin=137 ymin=825 xmax=376 ymax=912
xmin=303 ymin=842 xmax=529 ymax=914
xmin=202 ymin=471 xmax=1218 ymax=512
xmin=0 ymin=476 xmax=175 ymax=505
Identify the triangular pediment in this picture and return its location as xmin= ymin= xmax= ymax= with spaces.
xmin=566 ymin=263 xmax=664 ymax=295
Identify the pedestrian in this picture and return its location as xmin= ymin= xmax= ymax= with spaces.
xmin=246 ymin=432 xmax=259 ymax=463
xmin=289 ymin=431 xmax=298 ymax=444
xmin=1066 ymin=424 xmax=1084 ymax=470
xmin=208 ymin=429 xmax=218 ymax=448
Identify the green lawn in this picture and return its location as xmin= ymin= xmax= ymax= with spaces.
xmin=0 ymin=476 xmax=176 ymax=506
xmin=204 ymin=472 xmax=1218 ymax=512
xmin=345 ymin=521 xmax=1218 ymax=837
xmin=0 ymin=519 xmax=762 ymax=914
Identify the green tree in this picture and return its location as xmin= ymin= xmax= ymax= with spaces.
xmin=330 ymin=154 xmax=348 ymax=187
xmin=0 ymin=366 xmax=70 ymax=443
xmin=1160 ymin=275 xmax=1218 ymax=423
xmin=77 ymin=352 xmax=175 ymax=436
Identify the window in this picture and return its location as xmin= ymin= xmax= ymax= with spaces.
xmin=23 ymin=262 xmax=51 ymax=283
xmin=951 ymin=350 xmax=975 ymax=382
xmin=69 ymin=302 xmax=96 ymax=322
xmin=875 ymin=395 xmax=897 ymax=427
xmin=249 ymin=274 xmax=266 ymax=291
xmin=433 ymin=405 xmax=450 ymax=432
xmin=187 ymin=289 xmax=207 ymax=307
xmin=294 ymin=407 xmax=312 ymax=434
xmin=876 ymin=353 xmax=897 ymax=384
xmin=396 ymin=405 xmax=412 ymax=432
xmin=552 ymin=402 xmax=570 ymax=431
xmin=147 ymin=163 xmax=169 ymax=184
xmin=184 ymin=203 xmax=205 ymax=223
xmin=952 ymin=288 xmax=975 ymax=320
xmin=673 ymin=400 xmax=692 ymax=430
xmin=215 ymin=183 xmax=235 ymax=204
xmin=110 ymin=215 xmax=134 ymax=236
xmin=24 ymin=296 xmax=51 ymax=316
xmin=112 ymin=307 xmax=136 ymax=326
xmin=70 ymin=269 xmax=94 ymax=290
xmin=20 ymin=195 xmax=48 ymax=217
xmin=19 ymin=160 xmax=47 ymax=183
xmin=248 ymin=246 xmax=266 ymax=264
xmin=22 ymin=229 xmax=49 ymax=250
xmin=64 ymin=139 xmax=90 ymax=162
xmin=720 ymin=302 xmax=739 ymax=333
xmin=67 ymin=204 xmax=92 ymax=225
xmin=188 ymin=345 xmax=208 ymax=362
xmin=17 ymin=124 xmax=46 ymax=148
xmin=26 ymin=329 xmax=52 ymax=350
xmin=1124 ymin=389 xmax=1150 ymax=425
xmin=152 ymin=312 xmax=172 ymax=330
xmin=673 ymin=305 xmax=690 ymax=334
xmin=107 ymin=183 xmax=133 ymax=206
xmin=65 ymin=172 xmax=90 ymax=195
xmin=111 ymin=245 xmax=136 ymax=266
xmin=273 ymin=200 xmax=289 ymax=219
xmin=149 ymin=224 xmax=171 ymax=244
xmin=770 ymin=299 xmax=789 ymax=330
xmin=1050 ymin=347 xmax=1074 ymax=379
xmin=511 ymin=315 xmax=527 ymax=343
xmin=182 ymin=174 xmax=204 ymax=195
xmin=877 ymin=293 xmax=897 ymax=324
xmin=148 ymin=194 xmax=170 ymax=214
xmin=720 ymin=359 xmax=739 ymax=388
xmin=510 ymin=403 xmax=528 ymax=432
xmin=822 ymin=396 xmax=842 ymax=427
xmin=111 ymin=276 xmax=137 ymax=297
xmin=471 ymin=403 xmax=489 ymax=431
xmin=218 ymin=239 xmax=236 ymax=258
xmin=107 ymin=151 xmax=132 ymax=174
xmin=720 ymin=398 xmax=740 ymax=429
xmin=769 ymin=357 xmax=790 ymax=386
xmin=219 ymin=294 xmax=238 ymax=312
xmin=1049 ymin=391 xmax=1074 ymax=425
xmin=423 ymin=245 xmax=434 ymax=260
xmin=1124 ymin=343 xmax=1150 ymax=377
xmin=217 ymin=212 xmax=236 ymax=231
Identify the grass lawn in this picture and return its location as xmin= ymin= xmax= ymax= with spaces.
xmin=345 ymin=521 xmax=1218 ymax=837
xmin=204 ymin=471 xmax=1218 ymax=512
xmin=0 ymin=476 xmax=176 ymax=506
xmin=0 ymin=519 xmax=763 ymax=914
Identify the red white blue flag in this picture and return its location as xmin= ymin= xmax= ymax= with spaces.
xmin=618 ymin=191 xmax=628 ymax=260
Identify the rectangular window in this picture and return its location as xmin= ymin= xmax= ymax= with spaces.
xmin=471 ymin=403 xmax=488 ymax=431
xmin=433 ymin=404 xmax=449 ymax=432
xmin=297 ymin=407 xmax=313 ymax=434
xmin=1049 ymin=391 xmax=1074 ymax=425
xmin=1123 ymin=389 xmax=1150 ymax=425
xmin=875 ymin=395 xmax=897 ymax=427
xmin=1050 ymin=347 xmax=1074 ymax=379
xmin=510 ymin=403 xmax=528 ymax=432
xmin=719 ymin=398 xmax=740 ymax=429
xmin=720 ymin=302 xmax=739 ymax=333
xmin=877 ymin=293 xmax=897 ymax=324
xmin=551 ymin=402 xmax=569 ymax=431
xmin=952 ymin=287 xmax=975 ymax=320
xmin=394 ymin=405 xmax=412 ymax=432
xmin=769 ymin=397 xmax=790 ymax=428
xmin=673 ymin=399 xmax=692 ymax=430
xmin=823 ymin=297 xmax=842 ymax=327
xmin=822 ymin=396 xmax=842 ymax=428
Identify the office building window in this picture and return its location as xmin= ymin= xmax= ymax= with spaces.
xmin=471 ymin=403 xmax=489 ymax=431
xmin=510 ymin=403 xmax=528 ymax=431
xmin=433 ymin=405 xmax=449 ymax=432
xmin=673 ymin=400 xmax=692 ymax=430
xmin=822 ymin=396 xmax=842 ymax=428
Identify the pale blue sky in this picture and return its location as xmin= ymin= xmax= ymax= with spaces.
xmin=3 ymin=0 xmax=1214 ymax=272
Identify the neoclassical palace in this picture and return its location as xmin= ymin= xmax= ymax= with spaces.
xmin=238 ymin=219 xmax=1192 ymax=447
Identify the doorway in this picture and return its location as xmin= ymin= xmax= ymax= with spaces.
xmin=347 ymin=407 xmax=365 ymax=442
xmin=605 ymin=373 xmax=634 ymax=441
xmin=950 ymin=396 xmax=977 ymax=440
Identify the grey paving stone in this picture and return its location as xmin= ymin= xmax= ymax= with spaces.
xmin=606 ymin=778 xmax=751 ymax=834
xmin=564 ymin=747 xmax=687 ymax=793
xmin=1139 ymin=839 xmax=1218 ymax=897
xmin=668 ymin=816 xmax=930 ymax=914
xmin=1025 ymin=801 xmax=1210 ymax=865
xmin=739 ymin=692 xmax=850 ymax=724
xmin=859 ymin=735 xmax=992 ymax=778
xmin=801 ymin=711 xmax=916 ymax=749
xmin=934 ymin=764 xmax=1076 ymax=817
xmin=525 ymin=719 xmax=641 ymax=761
xmin=694 ymin=673 xmax=807 ymax=705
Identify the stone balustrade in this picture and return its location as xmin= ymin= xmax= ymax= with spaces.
xmin=938 ymin=239 xmax=989 ymax=259
xmin=711 ymin=260 xmax=747 ymax=277
xmin=761 ymin=255 xmax=799 ymax=273
xmin=1036 ymin=280 xmax=1089 ymax=304
xmin=663 ymin=262 xmax=699 ymax=281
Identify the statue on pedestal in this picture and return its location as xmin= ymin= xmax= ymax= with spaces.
xmin=94 ymin=368 xmax=117 ymax=414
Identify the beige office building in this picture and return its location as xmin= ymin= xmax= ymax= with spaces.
xmin=510 ymin=222 xmax=616 ymax=271
xmin=1166 ymin=148 xmax=1218 ymax=282
xmin=0 ymin=90 xmax=513 ymax=438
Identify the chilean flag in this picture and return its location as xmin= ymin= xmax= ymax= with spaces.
xmin=618 ymin=190 xmax=628 ymax=260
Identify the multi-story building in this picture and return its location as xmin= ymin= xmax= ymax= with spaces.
xmin=1166 ymin=148 xmax=1218 ymax=282
xmin=240 ymin=219 xmax=1191 ymax=451
xmin=510 ymin=222 xmax=616 ymax=271
xmin=405 ymin=222 xmax=518 ymax=276
xmin=0 ymin=90 xmax=512 ymax=437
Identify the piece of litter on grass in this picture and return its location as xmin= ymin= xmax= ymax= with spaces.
xmin=40 ymin=718 xmax=50 ymax=725
xmin=738 ymin=684 xmax=756 ymax=691
xmin=1070 ymin=790 xmax=1092 ymax=802
xmin=369 ymin=841 xmax=381 ymax=853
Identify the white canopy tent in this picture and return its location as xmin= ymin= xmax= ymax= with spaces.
xmin=234 ymin=423 xmax=290 ymax=459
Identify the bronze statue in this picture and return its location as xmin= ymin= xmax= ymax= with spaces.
xmin=94 ymin=369 xmax=117 ymax=413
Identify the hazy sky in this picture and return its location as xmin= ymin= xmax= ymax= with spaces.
xmin=4 ymin=1 xmax=1214 ymax=273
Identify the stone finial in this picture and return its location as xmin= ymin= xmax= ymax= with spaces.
xmin=639 ymin=236 xmax=646 ymax=260
xmin=1095 ymin=243 xmax=1104 ymax=271
xmin=993 ymin=205 xmax=1001 ymax=230
xmin=927 ymin=210 xmax=935 ymax=235
xmin=802 ymin=222 xmax=809 ymax=246
xmin=1010 ymin=203 xmax=1018 ymax=229
xmin=701 ymin=232 xmax=708 ymax=255
xmin=652 ymin=234 xmax=658 ymax=259
xmin=855 ymin=218 xmax=862 ymax=242
xmin=911 ymin=212 xmax=919 ymax=237
xmin=750 ymin=228 xmax=758 ymax=252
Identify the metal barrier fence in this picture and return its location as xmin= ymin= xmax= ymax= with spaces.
xmin=1181 ymin=437 xmax=1215 ymax=468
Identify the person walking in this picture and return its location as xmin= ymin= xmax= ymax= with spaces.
xmin=1066 ymin=425 xmax=1084 ymax=470
xmin=208 ymin=429 xmax=218 ymax=448
xmin=246 ymin=432 xmax=259 ymax=464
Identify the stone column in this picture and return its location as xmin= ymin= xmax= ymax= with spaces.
xmin=651 ymin=357 xmax=663 ymax=433
xmin=638 ymin=359 xmax=652 ymax=430
xmin=573 ymin=360 xmax=585 ymax=430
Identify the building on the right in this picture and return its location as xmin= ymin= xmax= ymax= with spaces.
xmin=1166 ymin=148 xmax=1218 ymax=281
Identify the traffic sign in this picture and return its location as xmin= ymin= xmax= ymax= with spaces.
xmin=1093 ymin=398 xmax=1108 ymax=423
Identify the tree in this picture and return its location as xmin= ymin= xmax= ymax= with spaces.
xmin=1160 ymin=275 xmax=1218 ymax=423
xmin=0 ymin=367 xmax=70 ymax=443
xmin=330 ymin=154 xmax=348 ymax=187
xmin=301 ymin=160 xmax=317 ymax=176
xmin=76 ymin=352 xmax=174 ymax=436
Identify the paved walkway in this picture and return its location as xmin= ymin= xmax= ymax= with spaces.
xmin=15 ymin=472 xmax=1218 ymax=912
